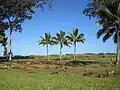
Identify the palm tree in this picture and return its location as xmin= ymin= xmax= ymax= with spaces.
xmin=52 ymin=30 xmax=70 ymax=60
xmin=84 ymin=0 xmax=120 ymax=66
xmin=39 ymin=33 xmax=53 ymax=60
xmin=66 ymin=28 xmax=85 ymax=60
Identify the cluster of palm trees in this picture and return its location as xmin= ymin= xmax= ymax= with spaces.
xmin=38 ymin=28 xmax=85 ymax=61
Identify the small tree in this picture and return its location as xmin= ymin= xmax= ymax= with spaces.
xmin=39 ymin=33 xmax=54 ymax=60
xmin=52 ymin=30 xmax=70 ymax=60
xmin=66 ymin=28 xmax=85 ymax=60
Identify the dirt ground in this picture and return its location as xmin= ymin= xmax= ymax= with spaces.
xmin=0 ymin=60 xmax=120 ymax=77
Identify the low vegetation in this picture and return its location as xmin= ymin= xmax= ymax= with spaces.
xmin=11 ymin=53 xmax=116 ymax=61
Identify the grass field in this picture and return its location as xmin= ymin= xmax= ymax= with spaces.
xmin=0 ymin=60 xmax=120 ymax=90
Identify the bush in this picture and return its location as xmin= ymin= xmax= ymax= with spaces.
xmin=13 ymin=55 xmax=34 ymax=59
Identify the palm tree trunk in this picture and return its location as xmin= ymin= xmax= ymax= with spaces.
xmin=8 ymin=29 xmax=12 ymax=61
xmin=47 ymin=44 xmax=49 ymax=61
xmin=60 ymin=46 xmax=62 ymax=60
xmin=115 ymin=30 xmax=120 ymax=66
xmin=74 ymin=42 xmax=76 ymax=60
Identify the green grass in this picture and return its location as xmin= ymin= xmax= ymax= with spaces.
xmin=0 ymin=68 xmax=120 ymax=90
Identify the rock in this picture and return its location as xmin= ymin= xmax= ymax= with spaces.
xmin=63 ymin=66 xmax=69 ymax=70
xmin=97 ymin=74 xmax=105 ymax=78
xmin=26 ymin=62 xmax=31 ymax=65
xmin=51 ymin=71 xmax=59 ymax=75
xmin=11 ymin=65 xmax=14 ymax=68
xmin=106 ymin=70 xmax=115 ymax=77
xmin=83 ymin=72 xmax=94 ymax=76
xmin=3 ymin=65 xmax=8 ymax=69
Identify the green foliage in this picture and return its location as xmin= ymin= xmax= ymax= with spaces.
xmin=66 ymin=28 xmax=85 ymax=43
xmin=52 ymin=30 xmax=70 ymax=48
xmin=13 ymin=55 xmax=34 ymax=59
xmin=39 ymin=33 xmax=54 ymax=46
xmin=83 ymin=0 xmax=120 ymax=43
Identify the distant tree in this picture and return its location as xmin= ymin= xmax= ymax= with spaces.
xmin=0 ymin=0 xmax=53 ymax=60
xmin=83 ymin=0 xmax=120 ymax=66
xmin=39 ymin=33 xmax=54 ymax=60
xmin=52 ymin=30 xmax=70 ymax=60
xmin=66 ymin=28 xmax=85 ymax=60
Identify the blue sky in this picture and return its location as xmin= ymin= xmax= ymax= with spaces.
xmin=1 ymin=0 xmax=116 ymax=55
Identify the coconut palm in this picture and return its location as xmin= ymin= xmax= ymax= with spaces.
xmin=66 ymin=28 xmax=85 ymax=60
xmin=84 ymin=0 xmax=120 ymax=66
xmin=39 ymin=33 xmax=53 ymax=60
xmin=52 ymin=30 xmax=70 ymax=60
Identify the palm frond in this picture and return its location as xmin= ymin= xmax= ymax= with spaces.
xmin=56 ymin=33 xmax=60 ymax=41
xmin=64 ymin=42 xmax=70 ymax=47
xmin=68 ymin=32 xmax=74 ymax=39
xmin=77 ymin=33 xmax=84 ymax=39
xmin=97 ymin=26 xmax=116 ymax=42
xmin=65 ymin=36 xmax=73 ymax=44
xmin=39 ymin=32 xmax=53 ymax=46
xmin=73 ymin=28 xmax=78 ymax=37
xmin=97 ymin=29 xmax=105 ymax=39
xmin=52 ymin=36 xmax=58 ymax=41
xmin=40 ymin=36 xmax=44 ymax=40
xmin=113 ymin=32 xmax=117 ymax=43
xmin=103 ymin=30 xmax=114 ymax=42
xmin=60 ymin=30 xmax=65 ymax=37
xmin=77 ymin=38 xmax=85 ymax=43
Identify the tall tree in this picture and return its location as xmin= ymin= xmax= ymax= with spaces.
xmin=52 ymin=30 xmax=70 ymax=60
xmin=39 ymin=33 xmax=54 ymax=60
xmin=66 ymin=28 xmax=85 ymax=60
xmin=83 ymin=0 xmax=120 ymax=66
xmin=0 ymin=0 xmax=53 ymax=60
